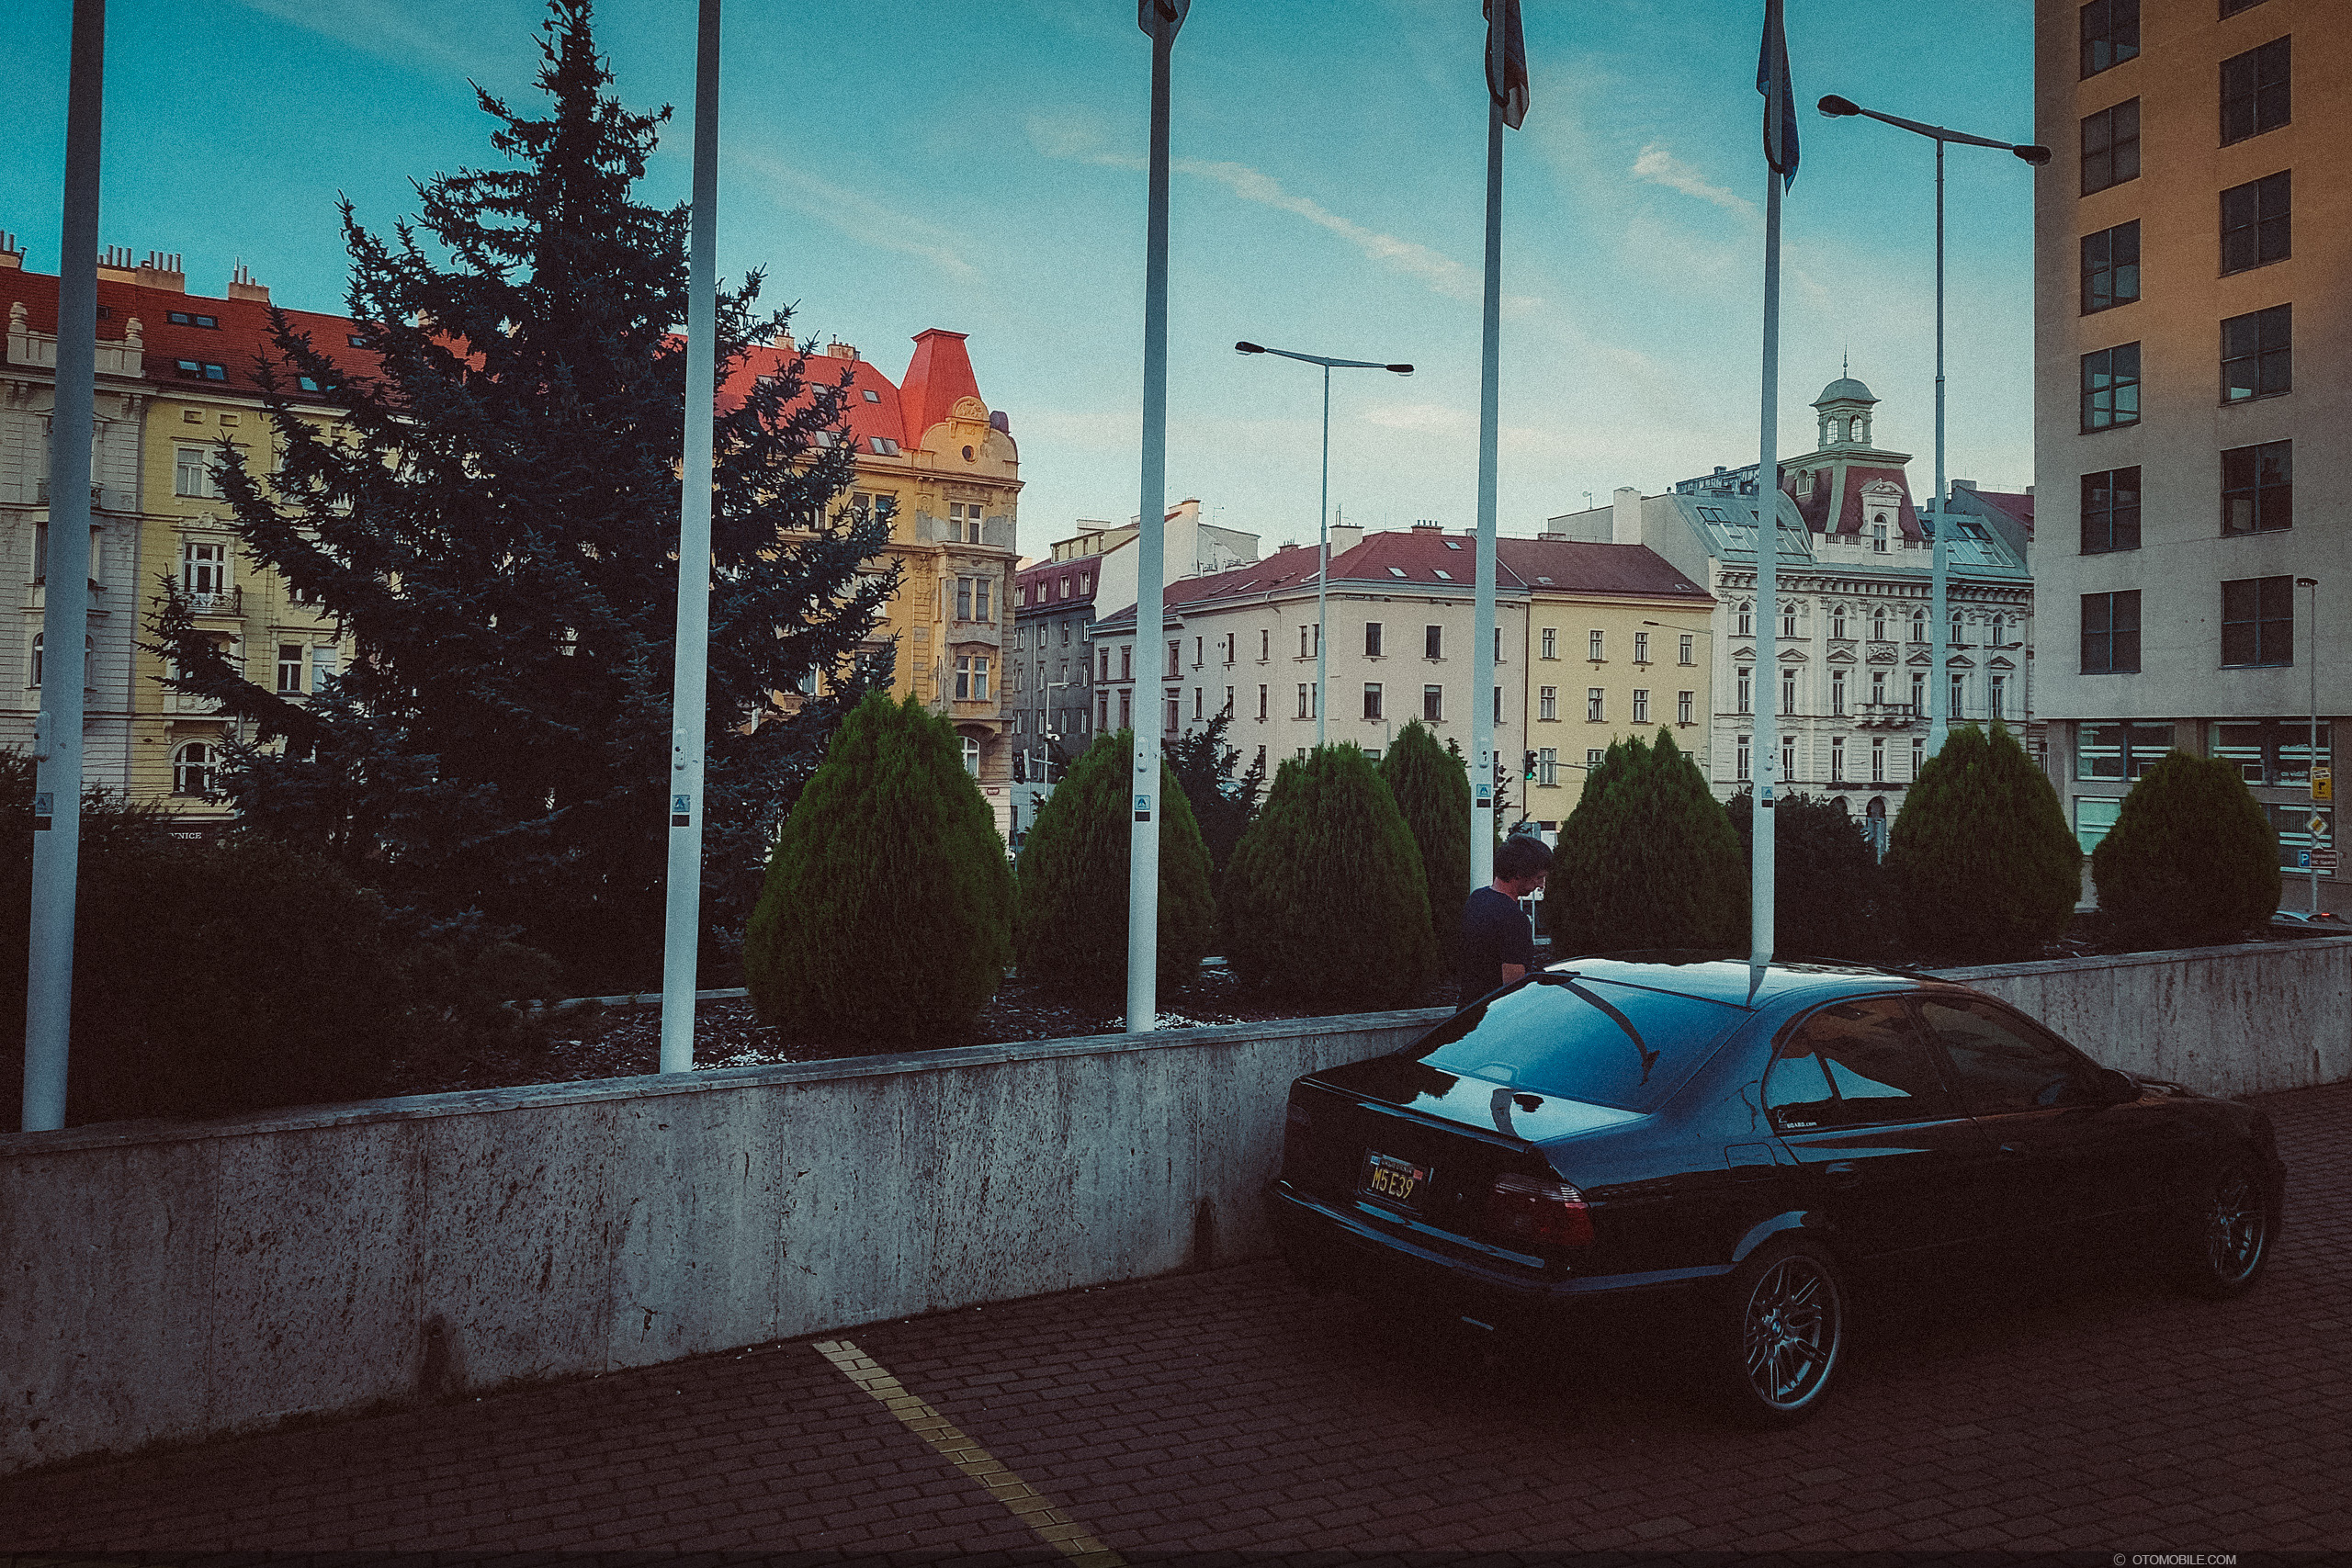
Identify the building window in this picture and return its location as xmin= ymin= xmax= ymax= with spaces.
xmin=1425 ymin=625 xmax=1442 ymax=660
xmin=182 ymin=540 xmax=229 ymax=596
xmin=173 ymin=446 xmax=216 ymax=499
xmin=1494 ymin=685 xmax=1505 ymax=724
xmin=2081 ymin=591 xmax=2142 ymax=674
xmin=1363 ymin=682 xmax=1383 ymax=720
xmin=1254 ymin=685 xmax=1267 ymax=721
xmin=1871 ymin=737 xmax=1886 ymax=784
xmin=2081 ymin=466 xmax=2142 ymax=553
xmin=2220 ymin=36 xmax=2290 ymax=145
xmin=1990 ymin=674 xmax=2007 ymax=718
xmin=173 ymin=741 xmax=217 ymax=796
xmin=2077 ymin=720 xmax=2173 ymax=782
xmin=1679 ymin=634 xmax=1694 ymax=665
xmin=1586 ymin=749 xmax=1604 ymax=769
xmin=1830 ymin=736 xmax=1847 ymax=783
xmin=962 ymin=737 xmax=980 ymax=776
xmin=2222 ymin=171 xmax=2290 ymax=275
xmin=2080 ymin=0 xmax=2138 ymax=76
xmin=955 ymin=578 xmax=972 ymax=620
xmin=1537 ymin=747 xmax=1558 ymax=788
xmin=1364 ymin=621 xmax=1383 ymax=657
xmin=1169 ymin=640 xmax=1182 ymax=678
xmin=1193 ymin=637 xmax=1204 ymax=668
xmin=1167 ymin=691 xmax=1182 ymax=731
xmin=1634 ymin=631 xmax=1650 ymax=664
xmin=1871 ymin=670 xmax=1888 ymax=706
xmin=1295 ymin=682 xmax=1311 ymax=719
xmin=1587 ymin=688 xmax=1605 ymax=722
xmin=1870 ymin=608 xmax=1887 ymax=642
xmin=1736 ymin=666 xmax=1753 ymax=714
xmin=1781 ymin=738 xmax=1796 ymax=784
xmin=1632 ymin=689 xmax=1650 ymax=724
xmin=1540 ymin=626 xmax=1556 ymax=660
xmin=1587 ymin=629 xmax=1605 ymax=661
xmin=277 ymin=643 xmax=303 ymax=694
xmin=2221 ymin=305 xmax=2290 ymax=403
xmin=1118 ymin=690 xmax=1132 ymax=728
xmin=1259 ymin=629 xmax=1270 ymax=661
xmin=2211 ymin=717 xmax=2332 ymax=786
xmin=1912 ymin=671 xmax=1928 ymax=712
xmin=2222 ymin=576 xmax=2294 ymax=668
xmin=2222 ymin=441 xmax=2292 ymax=536
xmin=1736 ymin=602 xmax=1754 ymax=636
xmin=1781 ymin=607 xmax=1796 ymax=637
xmin=2080 ymin=98 xmax=2140 ymax=194
xmin=1677 ymin=690 xmax=1693 ymax=725
xmin=1950 ymin=673 xmax=1967 ymax=718
xmin=2081 ymin=343 xmax=2142 ymax=431
xmin=1912 ymin=736 xmax=1925 ymax=776
xmin=1831 ymin=669 xmax=1847 ymax=716
xmin=2081 ymin=220 xmax=2140 ymax=313
xmin=1423 ymin=684 xmax=1444 ymax=721
xmin=1951 ymin=611 xmax=1967 ymax=648
xmin=1539 ymin=685 xmax=1557 ymax=721
xmin=1736 ymin=735 xmax=1751 ymax=782
xmin=1192 ymin=687 xmax=1204 ymax=721
xmin=1910 ymin=607 xmax=1928 ymax=643
xmin=1872 ymin=523 xmax=1889 ymax=553
xmin=1779 ymin=669 xmax=1796 ymax=716
xmin=1099 ymin=692 xmax=1111 ymax=729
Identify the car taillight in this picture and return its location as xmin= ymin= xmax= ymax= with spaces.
xmin=1285 ymin=1097 xmax=1312 ymax=1134
xmin=1485 ymin=1173 xmax=1594 ymax=1249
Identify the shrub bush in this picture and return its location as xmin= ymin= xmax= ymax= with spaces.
xmin=1883 ymin=721 xmax=2080 ymax=963
xmin=1015 ymin=729 xmax=1215 ymax=994
xmin=1724 ymin=789 xmax=1889 ymax=960
xmin=1378 ymin=720 xmax=1472 ymax=963
xmin=2092 ymin=750 xmax=2279 ymax=947
xmin=1223 ymin=743 xmax=1435 ymax=1010
xmin=1544 ymin=729 xmax=1746 ymax=953
xmin=744 ymin=691 xmax=1012 ymax=1042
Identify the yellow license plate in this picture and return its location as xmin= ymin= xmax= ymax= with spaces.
xmin=1362 ymin=1151 xmax=1431 ymax=1209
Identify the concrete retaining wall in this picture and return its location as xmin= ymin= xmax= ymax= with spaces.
xmin=5 ymin=935 xmax=2348 ymax=1477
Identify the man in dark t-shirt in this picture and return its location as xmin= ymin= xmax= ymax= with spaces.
xmin=1458 ymin=833 xmax=1554 ymax=1008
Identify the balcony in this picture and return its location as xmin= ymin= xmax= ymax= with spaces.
xmin=184 ymin=587 xmax=244 ymax=619
xmin=1851 ymin=702 xmax=1917 ymax=728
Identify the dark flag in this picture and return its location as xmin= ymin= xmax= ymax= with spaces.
xmin=1486 ymin=0 xmax=1528 ymax=130
xmin=1139 ymin=0 xmax=1189 ymax=39
xmin=1758 ymin=0 xmax=1800 ymax=186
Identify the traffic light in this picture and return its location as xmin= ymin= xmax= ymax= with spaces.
xmin=1523 ymin=750 xmax=1538 ymax=780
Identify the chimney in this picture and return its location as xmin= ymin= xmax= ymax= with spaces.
xmin=1411 ymin=519 xmax=1443 ymax=534
xmin=97 ymin=244 xmax=135 ymax=282
xmin=772 ymin=331 xmax=796 ymax=352
xmin=135 ymin=250 xmax=186 ymax=293
xmin=227 ymin=261 xmax=268 ymax=304
xmin=1951 ymin=478 xmax=1977 ymax=491
xmin=1611 ymin=486 xmax=1643 ymax=546
xmin=0 ymin=232 xmax=20 ymax=270
xmin=1329 ymin=524 xmax=1363 ymax=555
xmin=825 ymin=338 xmax=858 ymax=359
xmin=989 ymin=409 xmax=1010 ymax=434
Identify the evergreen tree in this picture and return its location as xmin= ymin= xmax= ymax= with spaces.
xmin=1884 ymin=721 xmax=2081 ymax=962
xmin=1164 ymin=706 xmax=1265 ymax=886
xmin=744 ymin=692 xmax=1010 ymax=1043
xmin=1015 ymin=730 xmax=1215 ymax=994
xmin=2092 ymin=750 xmax=2279 ymax=947
xmin=1223 ymin=743 xmax=1435 ymax=1010
xmin=148 ymin=0 xmax=893 ymax=990
xmin=1725 ymin=789 xmax=1886 ymax=959
xmin=1544 ymin=729 xmax=1746 ymax=953
xmin=1379 ymin=719 xmax=1472 ymax=960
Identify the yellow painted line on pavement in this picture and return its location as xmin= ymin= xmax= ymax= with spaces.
xmin=812 ymin=1338 xmax=1124 ymax=1567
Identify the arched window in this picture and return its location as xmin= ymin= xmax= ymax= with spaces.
xmin=1871 ymin=522 xmax=1889 ymax=553
xmin=1736 ymin=601 xmax=1754 ymax=637
xmin=1830 ymin=605 xmax=1849 ymax=640
xmin=1987 ymin=615 xmax=2006 ymax=647
xmin=1871 ymin=607 xmax=1888 ymax=641
xmin=1910 ymin=608 xmax=1928 ymax=643
xmin=173 ymin=741 xmax=217 ymax=796
xmin=1951 ymin=611 xmax=1966 ymax=647
xmin=961 ymin=737 xmax=980 ymax=777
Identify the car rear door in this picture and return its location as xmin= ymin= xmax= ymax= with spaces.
xmin=1763 ymin=995 xmax=2002 ymax=1262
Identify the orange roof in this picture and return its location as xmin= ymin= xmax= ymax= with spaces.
xmin=717 ymin=341 xmax=909 ymax=452
xmin=899 ymin=328 xmax=982 ymax=445
xmin=3 ymin=267 xmax=379 ymax=393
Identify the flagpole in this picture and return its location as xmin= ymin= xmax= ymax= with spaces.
xmin=23 ymin=0 xmax=105 ymax=1132
xmin=1470 ymin=98 xmax=1503 ymax=894
xmin=1128 ymin=5 xmax=1180 ymax=1033
xmin=659 ymin=0 xmax=720 ymax=1075
xmin=1752 ymin=159 xmax=1781 ymax=974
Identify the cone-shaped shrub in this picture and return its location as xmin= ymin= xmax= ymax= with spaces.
xmin=1883 ymin=720 xmax=2080 ymax=963
xmin=1224 ymin=743 xmax=1435 ymax=1010
xmin=1015 ymin=729 xmax=1215 ymax=994
xmin=745 ymin=691 xmax=1011 ymax=1042
xmin=1544 ymin=728 xmax=1747 ymax=953
xmin=2092 ymin=750 xmax=2279 ymax=947
xmin=1725 ymin=789 xmax=1888 ymax=959
xmin=1378 ymin=720 xmax=1472 ymax=962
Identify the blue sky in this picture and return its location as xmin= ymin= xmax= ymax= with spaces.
xmin=7 ymin=0 xmax=2039 ymax=554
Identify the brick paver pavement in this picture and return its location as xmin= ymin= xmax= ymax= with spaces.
xmin=6 ymin=1080 xmax=2348 ymax=1558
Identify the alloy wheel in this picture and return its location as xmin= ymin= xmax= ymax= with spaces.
xmin=1742 ymin=1254 xmax=1841 ymax=1411
xmin=2204 ymin=1167 xmax=2267 ymax=1286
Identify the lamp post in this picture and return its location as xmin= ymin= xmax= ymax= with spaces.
xmin=2301 ymin=576 xmax=2323 ymax=914
xmin=1234 ymin=343 xmax=1412 ymax=745
xmin=1816 ymin=94 xmax=2047 ymax=758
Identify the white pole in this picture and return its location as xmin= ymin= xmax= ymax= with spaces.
xmin=22 ymin=0 xmax=105 ymax=1133
xmin=1470 ymin=98 xmax=1503 ymax=892
xmin=1751 ymin=122 xmax=1784 ymax=972
xmin=1316 ymin=363 xmax=1329 ymax=748
xmin=1928 ymin=137 xmax=1950 ymax=754
xmin=658 ymin=0 xmax=720 ymax=1075
xmin=1127 ymin=13 xmax=1176 ymax=1033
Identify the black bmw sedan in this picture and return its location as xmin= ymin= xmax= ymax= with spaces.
xmin=1270 ymin=955 xmax=2286 ymax=1427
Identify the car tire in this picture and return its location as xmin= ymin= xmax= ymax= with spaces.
xmin=2175 ymin=1157 xmax=2273 ymax=1301
xmin=1713 ymin=1236 xmax=1847 ymax=1428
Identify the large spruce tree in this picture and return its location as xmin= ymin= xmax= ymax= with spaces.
xmin=1544 ymin=729 xmax=1746 ymax=954
xmin=2091 ymin=750 xmax=2279 ymax=948
xmin=1379 ymin=720 xmax=1472 ymax=961
xmin=1883 ymin=721 xmax=2081 ymax=962
xmin=148 ymin=0 xmax=892 ymax=988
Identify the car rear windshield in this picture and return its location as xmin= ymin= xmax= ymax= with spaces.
xmin=1412 ymin=974 xmax=1748 ymax=1111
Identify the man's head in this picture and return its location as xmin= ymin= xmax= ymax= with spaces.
xmin=1494 ymin=832 xmax=1554 ymax=897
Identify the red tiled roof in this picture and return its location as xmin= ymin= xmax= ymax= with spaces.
xmin=1967 ymin=489 xmax=2036 ymax=536
xmin=1016 ymin=556 xmax=1100 ymax=608
xmin=3 ymin=267 xmax=378 ymax=392
xmin=717 ymin=342 xmax=908 ymax=452
xmin=899 ymin=328 xmax=982 ymax=445
xmin=1786 ymin=464 xmax=1923 ymax=539
xmin=1494 ymin=537 xmax=1712 ymax=599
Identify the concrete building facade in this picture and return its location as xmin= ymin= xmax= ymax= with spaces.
xmin=2034 ymin=0 xmax=2347 ymax=905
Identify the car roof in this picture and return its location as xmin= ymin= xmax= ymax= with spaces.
xmin=1542 ymin=952 xmax=1943 ymax=1010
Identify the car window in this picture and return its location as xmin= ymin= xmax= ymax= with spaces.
xmin=1766 ymin=997 xmax=1957 ymax=1130
xmin=1413 ymin=975 xmax=1747 ymax=1112
xmin=1917 ymin=998 xmax=2093 ymax=1116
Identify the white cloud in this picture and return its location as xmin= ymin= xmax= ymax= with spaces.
xmin=730 ymin=148 xmax=977 ymax=278
xmin=231 ymin=0 xmax=503 ymax=77
xmin=1631 ymin=143 xmax=1757 ymax=219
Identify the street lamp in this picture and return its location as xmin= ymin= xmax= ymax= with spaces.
xmin=1236 ymin=341 xmax=1413 ymax=744
xmin=1816 ymin=94 xmax=2047 ymax=757
xmin=2301 ymin=576 xmax=2324 ymax=914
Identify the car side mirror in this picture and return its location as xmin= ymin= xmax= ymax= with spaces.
xmin=2091 ymin=1066 xmax=2138 ymax=1105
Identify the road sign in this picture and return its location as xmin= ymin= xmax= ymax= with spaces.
xmin=2315 ymin=850 xmax=2339 ymax=872
xmin=2314 ymin=767 xmax=2333 ymax=802
xmin=2312 ymin=814 xmax=2332 ymax=840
